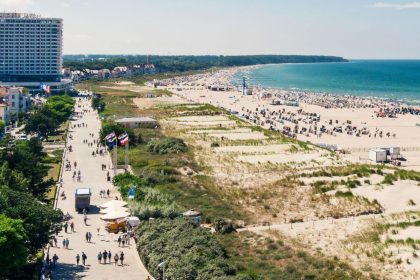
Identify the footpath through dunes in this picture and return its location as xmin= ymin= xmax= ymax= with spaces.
xmin=47 ymin=97 xmax=150 ymax=280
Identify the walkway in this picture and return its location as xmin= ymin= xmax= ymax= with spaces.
xmin=47 ymin=97 xmax=150 ymax=280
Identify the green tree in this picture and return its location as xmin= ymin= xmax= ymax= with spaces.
xmin=0 ymin=138 xmax=52 ymax=198
xmin=0 ymin=186 xmax=62 ymax=254
xmin=45 ymin=95 xmax=75 ymax=123
xmin=0 ymin=214 xmax=28 ymax=278
xmin=25 ymin=106 xmax=59 ymax=140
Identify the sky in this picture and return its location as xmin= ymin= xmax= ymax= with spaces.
xmin=1 ymin=0 xmax=420 ymax=59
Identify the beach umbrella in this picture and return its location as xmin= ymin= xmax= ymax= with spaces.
xmin=100 ymin=205 xmax=128 ymax=214
xmin=99 ymin=200 xmax=128 ymax=208
xmin=100 ymin=210 xmax=130 ymax=220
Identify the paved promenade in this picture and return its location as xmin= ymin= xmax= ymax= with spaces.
xmin=47 ymin=97 xmax=150 ymax=280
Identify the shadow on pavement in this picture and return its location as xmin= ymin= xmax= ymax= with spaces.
xmin=51 ymin=263 xmax=88 ymax=279
xmin=88 ymin=205 xmax=101 ymax=214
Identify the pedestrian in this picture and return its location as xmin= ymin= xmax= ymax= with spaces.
xmin=82 ymin=252 xmax=87 ymax=266
xmin=113 ymin=253 xmax=118 ymax=265
xmin=65 ymin=238 xmax=69 ymax=249
xmin=97 ymin=252 xmax=102 ymax=264
xmin=120 ymin=252 xmax=124 ymax=266
xmin=85 ymin=232 xmax=89 ymax=242
xmin=52 ymin=254 xmax=59 ymax=267
xmin=102 ymin=250 xmax=108 ymax=263
xmin=62 ymin=239 xmax=65 ymax=248
xmin=64 ymin=222 xmax=68 ymax=233
xmin=108 ymin=251 xmax=112 ymax=263
xmin=107 ymin=189 xmax=110 ymax=197
xmin=76 ymin=254 xmax=80 ymax=265
xmin=122 ymin=237 xmax=125 ymax=247
xmin=53 ymin=236 xmax=58 ymax=247
xmin=84 ymin=216 xmax=87 ymax=225
xmin=70 ymin=221 xmax=74 ymax=232
xmin=88 ymin=232 xmax=92 ymax=242
xmin=118 ymin=236 xmax=122 ymax=247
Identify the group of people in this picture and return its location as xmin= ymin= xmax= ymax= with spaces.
xmin=75 ymin=252 xmax=88 ymax=266
xmin=117 ymin=233 xmax=133 ymax=247
xmin=85 ymin=231 xmax=93 ymax=242
xmin=97 ymin=250 xmax=125 ymax=266
xmin=63 ymin=221 xmax=75 ymax=233
xmin=100 ymin=189 xmax=110 ymax=198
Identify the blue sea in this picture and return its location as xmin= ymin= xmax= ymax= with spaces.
xmin=234 ymin=60 xmax=420 ymax=104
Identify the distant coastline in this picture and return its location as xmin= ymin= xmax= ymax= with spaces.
xmin=63 ymin=54 xmax=347 ymax=72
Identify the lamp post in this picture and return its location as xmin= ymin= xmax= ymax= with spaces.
xmin=158 ymin=261 xmax=166 ymax=280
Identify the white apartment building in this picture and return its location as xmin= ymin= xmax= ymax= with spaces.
xmin=0 ymin=13 xmax=66 ymax=92
xmin=6 ymin=87 xmax=30 ymax=114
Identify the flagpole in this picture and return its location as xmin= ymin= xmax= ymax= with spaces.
xmin=114 ymin=136 xmax=117 ymax=175
xmin=125 ymin=140 xmax=129 ymax=170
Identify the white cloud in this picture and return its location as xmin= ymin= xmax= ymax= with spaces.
xmin=0 ymin=0 xmax=33 ymax=7
xmin=372 ymin=2 xmax=420 ymax=9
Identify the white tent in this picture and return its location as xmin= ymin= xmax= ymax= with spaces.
xmin=101 ymin=211 xmax=130 ymax=220
xmin=99 ymin=200 xmax=128 ymax=209
xmin=100 ymin=205 xmax=128 ymax=214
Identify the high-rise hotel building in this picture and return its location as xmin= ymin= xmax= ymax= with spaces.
xmin=0 ymin=13 xmax=63 ymax=84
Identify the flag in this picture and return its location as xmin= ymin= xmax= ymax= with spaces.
xmin=118 ymin=132 xmax=129 ymax=146
xmin=41 ymin=84 xmax=51 ymax=94
xmin=104 ymin=132 xmax=117 ymax=148
xmin=104 ymin=132 xmax=115 ymax=141
xmin=128 ymin=186 xmax=135 ymax=200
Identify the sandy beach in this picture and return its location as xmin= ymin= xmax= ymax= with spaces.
xmin=149 ymin=67 xmax=420 ymax=171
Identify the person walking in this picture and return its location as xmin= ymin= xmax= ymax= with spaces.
xmin=64 ymin=222 xmax=68 ymax=233
xmin=120 ymin=252 xmax=124 ymax=266
xmin=82 ymin=252 xmax=87 ymax=266
xmin=88 ymin=232 xmax=92 ymax=242
xmin=102 ymin=250 xmax=108 ymax=264
xmin=52 ymin=254 xmax=59 ymax=267
xmin=62 ymin=239 xmax=65 ymax=248
xmin=65 ymin=238 xmax=69 ymax=249
xmin=70 ymin=221 xmax=74 ymax=232
xmin=85 ymin=232 xmax=89 ymax=242
xmin=53 ymin=236 xmax=58 ymax=247
xmin=107 ymin=189 xmax=110 ymax=197
xmin=97 ymin=252 xmax=102 ymax=264
xmin=122 ymin=236 xmax=125 ymax=247
xmin=108 ymin=251 xmax=112 ymax=264
xmin=114 ymin=254 xmax=119 ymax=266
xmin=76 ymin=254 xmax=80 ymax=265
xmin=118 ymin=236 xmax=122 ymax=247
xmin=84 ymin=216 xmax=87 ymax=225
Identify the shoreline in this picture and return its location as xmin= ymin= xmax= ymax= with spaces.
xmin=231 ymin=64 xmax=420 ymax=107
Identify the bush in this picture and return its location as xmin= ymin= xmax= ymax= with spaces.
xmin=112 ymin=173 xmax=144 ymax=198
xmin=213 ymin=217 xmax=236 ymax=234
xmin=211 ymin=142 xmax=220 ymax=147
xmin=147 ymin=137 xmax=187 ymax=154
xmin=335 ymin=191 xmax=353 ymax=198
xmin=135 ymin=218 xmax=238 ymax=279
